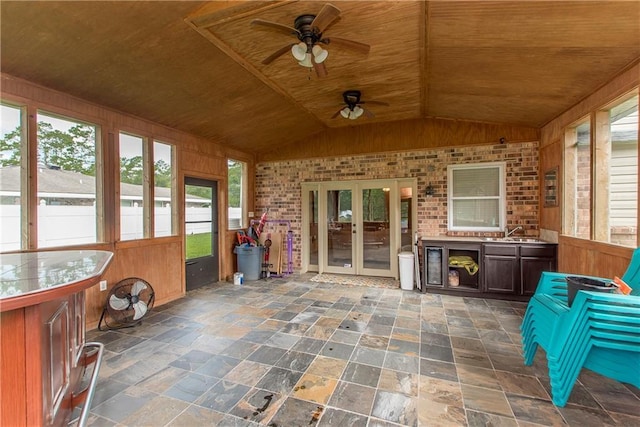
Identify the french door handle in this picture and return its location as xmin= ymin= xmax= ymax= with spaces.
xmin=186 ymin=261 xmax=197 ymax=266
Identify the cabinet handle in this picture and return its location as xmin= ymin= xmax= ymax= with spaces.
xmin=71 ymin=342 xmax=105 ymax=427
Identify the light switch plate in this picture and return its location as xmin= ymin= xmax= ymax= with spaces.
xmin=99 ymin=280 xmax=107 ymax=291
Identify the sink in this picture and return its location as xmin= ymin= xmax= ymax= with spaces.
xmin=482 ymin=237 xmax=544 ymax=243
xmin=511 ymin=238 xmax=544 ymax=243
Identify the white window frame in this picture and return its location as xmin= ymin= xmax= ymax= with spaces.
xmin=447 ymin=162 xmax=506 ymax=232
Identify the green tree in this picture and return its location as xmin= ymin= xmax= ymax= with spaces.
xmin=1 ymin=122 xmax=97 ymax=174
xmin=154 ymin=159 xmax=172 ymax=188
xmin=38 ymin=122 xmax=96 ymax=175
xmin=120 ymin=156 xmax=144 ymax=185
xmin=228 ymin=160 xmax=242 ymax=207
xmin=0 ymin=127 xmax=21 ymax=166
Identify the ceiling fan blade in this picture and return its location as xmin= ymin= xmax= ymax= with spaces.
xmin=251 ymin=19 xmax=300 ymax=37
xmin=131 ymin=280 xmax=148 ymax=296
xmin=132 ymin=301 xmax=148 ymax=320
xmin=363 ymin=108 xmax=375 ymax=119
xmin=262 ymin=43 xmax=295 ymax=65
xmin=109 ymin=294 xmax=130 ymax=311
xmin=311 ymin=4 xmax=341 ymax=33
xmin=324 ymin=37 xmax=370 ymax=54
xmin=361 ymin=100 xmax=390 ymax=107
xmin=313 ymin=59 xmax=328 ymax=78
xmin=331 ymin=108 xmax=344 ymax=119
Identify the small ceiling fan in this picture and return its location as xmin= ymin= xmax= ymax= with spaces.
xmin=251 ymin=3 xmax=370 ymax=78
xmin=332 ymin=90 xmax=389 ymax=120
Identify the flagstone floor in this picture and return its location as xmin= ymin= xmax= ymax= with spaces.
xmin=85 ymin=274 xmax=640 ymax=426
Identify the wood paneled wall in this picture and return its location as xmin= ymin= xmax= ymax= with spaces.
xmin=539 ymin=62 xmax=640 ymax=274
xmin=259 ymin=117 xmax=540 ymax=162
xmin=0 ymin=74 xmax=256 ymax=329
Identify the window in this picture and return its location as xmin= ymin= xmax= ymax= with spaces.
xmin=564 ymin=118 xmax=592 ymax=239
xmin=603 ymin=94 xmax=638 ymax=246
xmin=154 ymin=141 xmax=175 ymax=237
xmin=227 ymin=159 xmax=246 ymax=229
xmin=565 ymin=91 xmax=639 ymax=247
xmin=0 ymin=103 xmax=24 ymax=251
xmin=119 ymin=132 xmax=146 ymax=241
xmin=37 ymin=112 xmax=99 ymax=248
xmin=563 ymin=89 xmax=638 ymax=247
xmin=448 ymin=163 xmax=505 ymax=231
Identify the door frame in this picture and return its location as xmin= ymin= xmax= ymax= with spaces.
xmin=184 ymin=176 xmax=219 ymax=290
xmin=302 ymin=178 xmax=417 ymax=278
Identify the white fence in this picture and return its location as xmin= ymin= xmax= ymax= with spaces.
xmin=0 ymin=205 xmax=230 ymax=252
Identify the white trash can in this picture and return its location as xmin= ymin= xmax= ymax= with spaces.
xmin=398 ymin=252 xmax=414 ymax=290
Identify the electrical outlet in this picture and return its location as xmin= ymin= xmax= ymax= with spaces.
xmin=99 ymin=280 xmax=107 ymax=291
xmin=248 ymin=211 xmax=254 ymax=218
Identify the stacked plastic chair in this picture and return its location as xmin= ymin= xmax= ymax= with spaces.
xmin=520 ymin=248 xmax=640 ymax=407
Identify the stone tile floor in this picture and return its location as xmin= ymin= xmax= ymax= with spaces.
xmin=85 ymin=274 xmax=640 ymax=426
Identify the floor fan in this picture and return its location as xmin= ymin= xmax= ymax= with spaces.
xmin=98 ymin=277 xmax=155 ymax=331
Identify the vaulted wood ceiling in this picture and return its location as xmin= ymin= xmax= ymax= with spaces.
xmin=1 ymin=1 xmax=639 ymax=157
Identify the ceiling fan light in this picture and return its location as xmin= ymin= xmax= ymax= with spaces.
xmin=340 ymin=107 xmax=350 ymax=118
xmin=291 ymin=42 xmax=307 ymax=61
xmin=298 ymin=53 xmax=313 ymax=68
xmin=353 ymin=105 xmax=364 ymax=118
xmin=312 ymin=45 xmax=328 ymax=63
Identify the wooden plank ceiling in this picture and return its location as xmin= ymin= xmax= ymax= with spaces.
xmin=1 ymin=1 xmax=638 ymax=156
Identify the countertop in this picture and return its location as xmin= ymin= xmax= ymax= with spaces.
xmin=422 ymin=236 xmax=554 ymax=244
xmin=422 ymin=236 xmax=485 ymax=242
xmin=0 ymin=250 xmax=113 ymax=311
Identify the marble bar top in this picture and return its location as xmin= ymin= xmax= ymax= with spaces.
xmin=0 ymin=250 xmax=113 ymax=311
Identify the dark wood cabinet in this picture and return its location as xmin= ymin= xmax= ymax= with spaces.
xmin=423 ymin=239 xmax=557 ymax=299
xmin=483 ymin=244 xmax=519 ymax=293
xmin=483 ymin=242 xmax=557 ymax=297
xmin=422 ymin=240 xmax=482 ymax=292
xmin=520 ymin=245 xmax=557 ymax=295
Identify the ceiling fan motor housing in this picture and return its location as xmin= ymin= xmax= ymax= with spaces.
xmin=294 ymin=14 xmax=322 ymax=52
xmin=343 ymin=90 xmax=362 ymax=109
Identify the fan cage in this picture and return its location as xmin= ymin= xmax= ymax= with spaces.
xmin=98 ymin=277 xmax=155 ymax=331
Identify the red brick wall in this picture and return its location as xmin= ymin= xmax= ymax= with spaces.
xmin=255 ymin=142 xmax=539 ymax=271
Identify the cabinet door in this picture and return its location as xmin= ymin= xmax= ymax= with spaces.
xmin=484 ymin=255 xmax=518 ymax=293
xmin=521 ymin=257 xmax=555 ymax=296
xmin=71 ymin=291 xmax=85 ymax=367
xmin=424 ymin=246 xmax=445 ymax=287
xmin=41 ymin=298 xmax=71 ymax=426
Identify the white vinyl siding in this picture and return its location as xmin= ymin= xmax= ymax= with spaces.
xmin=610 ymin=143 xmax=638 ymax=227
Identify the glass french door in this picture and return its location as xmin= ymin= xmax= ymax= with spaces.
xmin=306 ymin=180 xmax=401 ymax=277
xmin=325 ymin=185 xmax=355 ymax=274
xmin=359 ymin=184 xmax=392 ymax=275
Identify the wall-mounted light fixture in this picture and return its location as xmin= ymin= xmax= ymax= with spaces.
xmin=425 ymin=184 xmax=435 ymax=197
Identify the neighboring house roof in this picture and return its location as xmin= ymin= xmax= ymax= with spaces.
xmin=0 ymin=165 xmax=180 ymax=201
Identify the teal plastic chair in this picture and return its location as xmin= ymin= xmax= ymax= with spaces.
xmin=522 ymin=247 xmax=640 ymax=346
xmin=545 ymin=292 xmax=640 ymax=405
xmin=520 ymin=248 xmax=640 ymax=406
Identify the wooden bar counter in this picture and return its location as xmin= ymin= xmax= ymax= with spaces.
xmin=1 ymin=250 xmax=113 ymax=427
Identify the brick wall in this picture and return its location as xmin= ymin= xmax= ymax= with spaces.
xmin=255 ymin=142 xmax=539 ymax=271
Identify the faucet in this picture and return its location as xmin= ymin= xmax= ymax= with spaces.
xmin=504 ymin=226 xmax=523 ymax=238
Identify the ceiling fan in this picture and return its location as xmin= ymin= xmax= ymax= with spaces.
xmin=251 ymin=3 xmax=370 ymax=78
xmin=332 ymin=90 xmax=389 ymax=120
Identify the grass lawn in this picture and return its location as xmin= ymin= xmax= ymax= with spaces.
xmin=186 ymin=232 xmax=212 ymax=259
